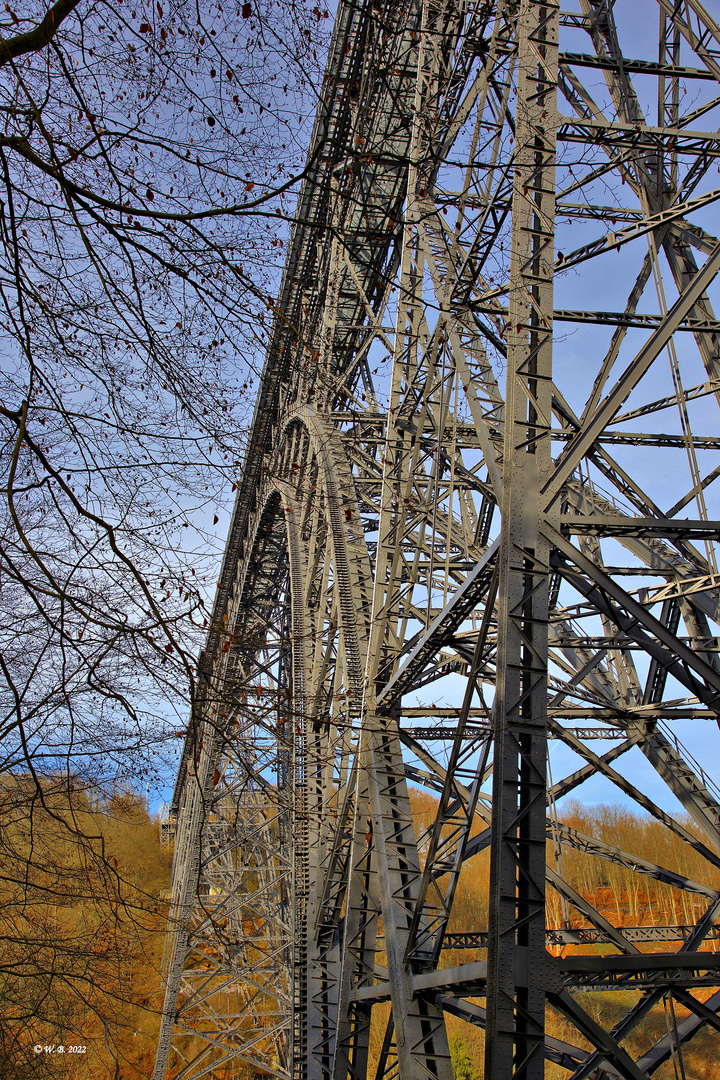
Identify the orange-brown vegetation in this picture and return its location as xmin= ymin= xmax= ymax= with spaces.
xmin=3 ymin=776 xmax=718 ymax=1078
xmin=0 ymin=777 xmax=172 ymax=1079
xmin=367 ymin=791 xmax=719 ymax=1078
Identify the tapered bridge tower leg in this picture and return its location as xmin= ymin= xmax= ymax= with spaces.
xmin=155 ymin=1 xmax=720 ymax=1077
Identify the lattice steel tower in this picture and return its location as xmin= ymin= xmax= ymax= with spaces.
xmin=153 ymin=1 xmax=720 ymax=1077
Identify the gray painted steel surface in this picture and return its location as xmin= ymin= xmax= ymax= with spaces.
xmin=154 ymin=1 xmax=720 ymax=1077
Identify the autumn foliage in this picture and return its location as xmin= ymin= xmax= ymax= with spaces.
xmin=366 ymin=791 xmax=720 ymax=1079
xmin=1 ymin=781 xmax=718 ymax=1077
xmin=0 ymin=777 xmax=171 ymax=1078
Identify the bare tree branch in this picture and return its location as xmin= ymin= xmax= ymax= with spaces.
xmin=0 ymin=0 xmax=82 ymax=68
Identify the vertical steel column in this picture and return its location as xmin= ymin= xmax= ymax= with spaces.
xmin=485 ymin=2 xmax=559 ymax=1078
xmin=657 ymin=9 xmax=680 ymax=199
xmin=365 ymin=717 xmax=453 ymax=1080
xmin=330 ymin=767 xmax=378 ymax=1080
xmin=305 ymin=223 xmax=345 ymax=1080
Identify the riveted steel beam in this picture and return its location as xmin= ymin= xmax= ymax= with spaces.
xmin=155 ymin=0 xmax=720 ymax=1077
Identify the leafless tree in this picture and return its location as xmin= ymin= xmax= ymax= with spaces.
xmin=0 ymin=1 xmax=329 ymax=1068
xmin=0 ymin=0 xmax=328 ymax=788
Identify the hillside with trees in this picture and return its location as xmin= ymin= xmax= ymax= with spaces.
xmin=362 ymin=791 xmax=720 ymax=1080
xmin=0 ymin=778 xmax=171 ymax=1078
xmin=0 ymin=1 xmax=323 ymax=1071
xmin=0 ymin=781 xmax=717 ymax=1078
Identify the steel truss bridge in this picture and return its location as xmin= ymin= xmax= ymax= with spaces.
xmin=154 ymin=1 xmax=720 ymax=1078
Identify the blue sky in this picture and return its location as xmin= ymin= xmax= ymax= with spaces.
xmin=152 ymin=0 xmax=720 ymax=833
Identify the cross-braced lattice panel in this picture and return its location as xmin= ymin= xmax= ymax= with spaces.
xmin=155 ymin=1 xmax=720 ymax=1078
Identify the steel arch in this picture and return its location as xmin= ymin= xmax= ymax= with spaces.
xmin=155 ymin=0 xmax=720 ymax=1078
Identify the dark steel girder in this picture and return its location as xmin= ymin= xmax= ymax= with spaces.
xmin=548 ymin=525 xmax=720 ymax=714
xmin=155 ymin=1 xmax=720 ymax=1078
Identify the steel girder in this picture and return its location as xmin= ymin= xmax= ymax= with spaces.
xmin=155 ymin=1 xmax=720 ymax=1078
